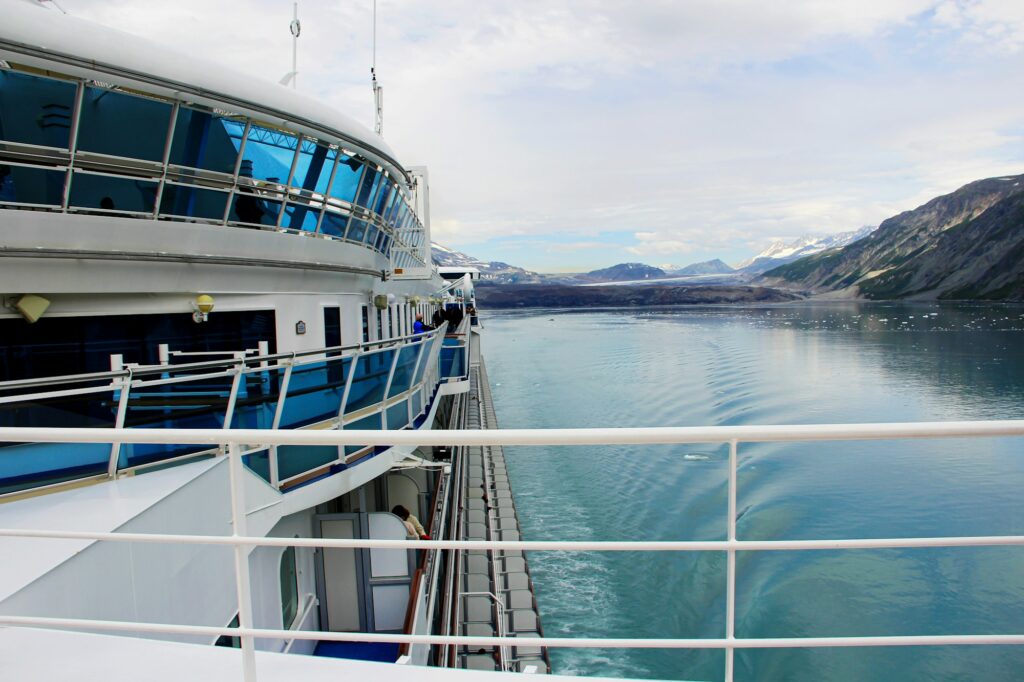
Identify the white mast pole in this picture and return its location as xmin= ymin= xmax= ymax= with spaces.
xmin=372 ymin=0 xmax=383 ymax=135
xmin=289 ymin=2 xmax=301 ymax=90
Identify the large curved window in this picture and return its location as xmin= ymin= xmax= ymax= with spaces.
xmin=77 ymin=87 xmax=171 ymax=162
xmin=0 ymin=68 xmax=426 ymax=264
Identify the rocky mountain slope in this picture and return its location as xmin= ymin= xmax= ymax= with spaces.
xmin=475 ymin=284 xmax=800 ymax=308
xmin=430 ymin=242 xmax=545 ymax=284
xmin=762 ymin=174 xmax=1024 ymax=299
xmin=577 ymin=262 xmax=666 ymax=282
xmin=738 ymin=226 xmax=875 ymax=274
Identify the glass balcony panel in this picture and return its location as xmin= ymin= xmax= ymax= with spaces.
xmin=0 ymin=71 xmax=77 ymax=150
xmin=159 ymin=182 xmax=229 ymax=221
xmin=120 ymin=373 xmax=233 ymax=468
xmin=387 ymin=344 xmax=422 ymax=398
xmin=329 ymin=155 xmax=363 ymax=203
xmin=77 ymin=86 xmax=171 ymax=162
xmin=277 ymin=358 xmax=349 ymax=429
xmin=277 ymin=444 xmax=341 ymax=482
xmin=230 ymin=366 xmax=286 ymax=430
xmin=342 ymin=412 xmax=382 ymax=456
xmin=385 ymin=400 xmax=409 ymax=430
xmin=344 ymin=349 xmax=395 ymax=414
xmin=168 ymin=107 xmax=242 ymax=175
xmin=69 ymin=171 xmax=158 ymax=213
xmin=0 ymin=164 xmax=66 ymax=206
xmin=410 ymin=340 xmax=432 ymax=387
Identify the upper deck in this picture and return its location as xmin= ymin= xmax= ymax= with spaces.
xmin=0 ymin=0 xmax=431 ymax=285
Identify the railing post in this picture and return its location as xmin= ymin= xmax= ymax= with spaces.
xmin=106 ymin=375 xmax=132 ymax=478
xmin=269 ymin=362 xmax=294 ymax=488
xmin=725 ymin=439 xmax=738 ymax=682
xmin=228 ymin=441 xmax=258 ymax=682
xmin=380 ymin=345 xmax=402 ymax=429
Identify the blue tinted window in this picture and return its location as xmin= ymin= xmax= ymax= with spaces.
xmin=0 ymin=165 xmax=65 ymax=206
xmin=289 ymin=139 xmax=335 ymax=194
xmin=344 ymin=349 xmax=394 ymax=414
xmin=0 ymin=71 xmax=77 ymax=149
xmin=321 ymin=209 xmax=348 ymax=238
xmin=168 ymin=107 xmax=241 ymax=175
xmin=347 ymin=219 xmax=367 ymax=243
xmin=329 ymin=156 xmax=362 ymax=203
xmin=237 ymin=125 xmax=298 ymax=184
xmin=69 ymin=172 xmax=157 ymax=213
xmin=388 ymin=344 xmax=422 ymax=398
xmin=160 ymin=183 xmax=229 ymax=220
xmin=410 ymin=339 xmax=431 ymax=387
xmin=355 ymin=168 xmax=380 ymax=207
xmin=373 ymin=180 xmax=392 ymax=215
xmin=365 ymin=224 xmax=379 ymax=250
xmin=230 ymin=190 xmax=282 ymax=226
xmin=77 ymin=87 xmax=171 ymax=161
xmin=282 ymin=201 xmax=321 ymax=231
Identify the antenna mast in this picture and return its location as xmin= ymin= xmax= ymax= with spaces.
xmin=371 ymin=0 xmax=383 ymax=135
xmin=288 ymin=3 xmax=301 ymax=90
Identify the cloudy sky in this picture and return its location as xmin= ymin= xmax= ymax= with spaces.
xmin=62 ymin=0 xmax=1024 ymax=271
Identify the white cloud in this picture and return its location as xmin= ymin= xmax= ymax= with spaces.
xmin=58 ymin=0 xmax=1024 ymax=268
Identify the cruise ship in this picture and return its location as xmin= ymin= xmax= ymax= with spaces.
xmin=3 ymin=3 xmax=1023 ymax=682
xmin=0 ymin=0 xmax=551 ymax=677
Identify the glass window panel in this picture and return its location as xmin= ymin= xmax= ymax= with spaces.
xmin=354 ymin=168 xmax=380 ymax=208
xmin=280 ymin=547 xmax=299 ymax=627
xmin=229 ymin=190 xmax=282 ymax=226
xmin=238 ymin=125 xmax=298 ymax=184
xmin=383 ymin=191 xmax=400 ymax=225
xmin=0 ymin=71 xmax=77 ymax=149
xmin=77 ymin=87 xmax=171 ymax=161
xmin=282 ymin=200 xmax=321 ymax=231
xmin=388 ymin=344 xmax=422 ymax=398
xmin=365 ymin=224 xmax=379 ymax=250
xmin=168 ymin=107 xmax=241 ymax=175
xmin=69 ymin=171 xmax=158 ymax=213
xmin=289 ymin=139 xmax=335 ymax=194
xmin=329 ymin=155 xmax=362 ymax=203
xmin=159 ymin=182 xmax=229 ymax=220
xmin=344 ymin=349 xmax=394 ymax=414
xmin=347 ymin=218 xmax=367 ymax=244
xmin=321 ymin=209 xmax=348 ymax=238
xmin=0 ymin=164 xmax=65 ymax=206
xmin=373 ymin=180 xmax=392 ymax=215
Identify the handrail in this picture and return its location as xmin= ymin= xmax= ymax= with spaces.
xmin=1 ymin=422 xmax=1022 ymax=682
xmin=0 ymin=324 xmax=448 ymax=391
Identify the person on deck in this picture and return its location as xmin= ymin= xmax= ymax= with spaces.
xmin=413 ymin=313 xmax=431 ymax=334
xmin=391 ymin=504 xmax=429 ymax=539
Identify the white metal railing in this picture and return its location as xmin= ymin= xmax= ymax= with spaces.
xmin=0 ymin=326 xmax=447 ymax=497
xmin=1 ymin=422 xmax=1023 ymax=682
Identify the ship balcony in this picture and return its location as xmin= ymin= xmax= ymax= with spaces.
xmin=0 ymin=325 xmax=450 ymax=499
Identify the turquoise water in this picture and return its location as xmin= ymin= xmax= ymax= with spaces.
xmin=481 ymin=302 xmax=1024 ymax=682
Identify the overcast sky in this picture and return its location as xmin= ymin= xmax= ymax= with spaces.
xmin=63 ymin=0 xmax=1024 ymax=271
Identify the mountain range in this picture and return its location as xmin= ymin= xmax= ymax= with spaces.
xmin=762 ymin=174 xmax=1024 ymax=299
xmin=432 ymin=171 xmax=1024 ymax=299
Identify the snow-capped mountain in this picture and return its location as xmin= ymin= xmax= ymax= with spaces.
xmin=737 ymin=226 xmax=876 ymax=274
xmin=431 ymin=242 xmax=544 ymax=284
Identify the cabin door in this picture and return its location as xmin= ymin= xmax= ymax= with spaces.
xmin=314 ymin=512 xmax=415 ymax=633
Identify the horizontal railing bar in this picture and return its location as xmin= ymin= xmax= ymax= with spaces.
xmin=1 ymin=615 xmax=1021 ymax=650
xmin=0 ymin=326 xmax=444 ymax=390
xmin=1 ymin=527 xmax=1021 ymax=551
xmin=0 ymin=421 xmax=1023 ymax=446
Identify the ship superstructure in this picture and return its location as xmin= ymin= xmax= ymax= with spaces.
xmin=0 ymin=0 xmax=549 ymax=677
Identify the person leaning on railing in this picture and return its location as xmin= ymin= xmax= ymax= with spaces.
xmin=414 ymin=313 xmax=432 ymax=334
xmin=391 ymin=504 xmax=430 ymax=539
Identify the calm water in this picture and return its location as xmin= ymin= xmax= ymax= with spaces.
xmin=481 ymin=302 xmax=1024 ymax=682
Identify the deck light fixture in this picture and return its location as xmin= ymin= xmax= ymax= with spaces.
xmin=192 ymin=294 xmax=215 ymax=323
